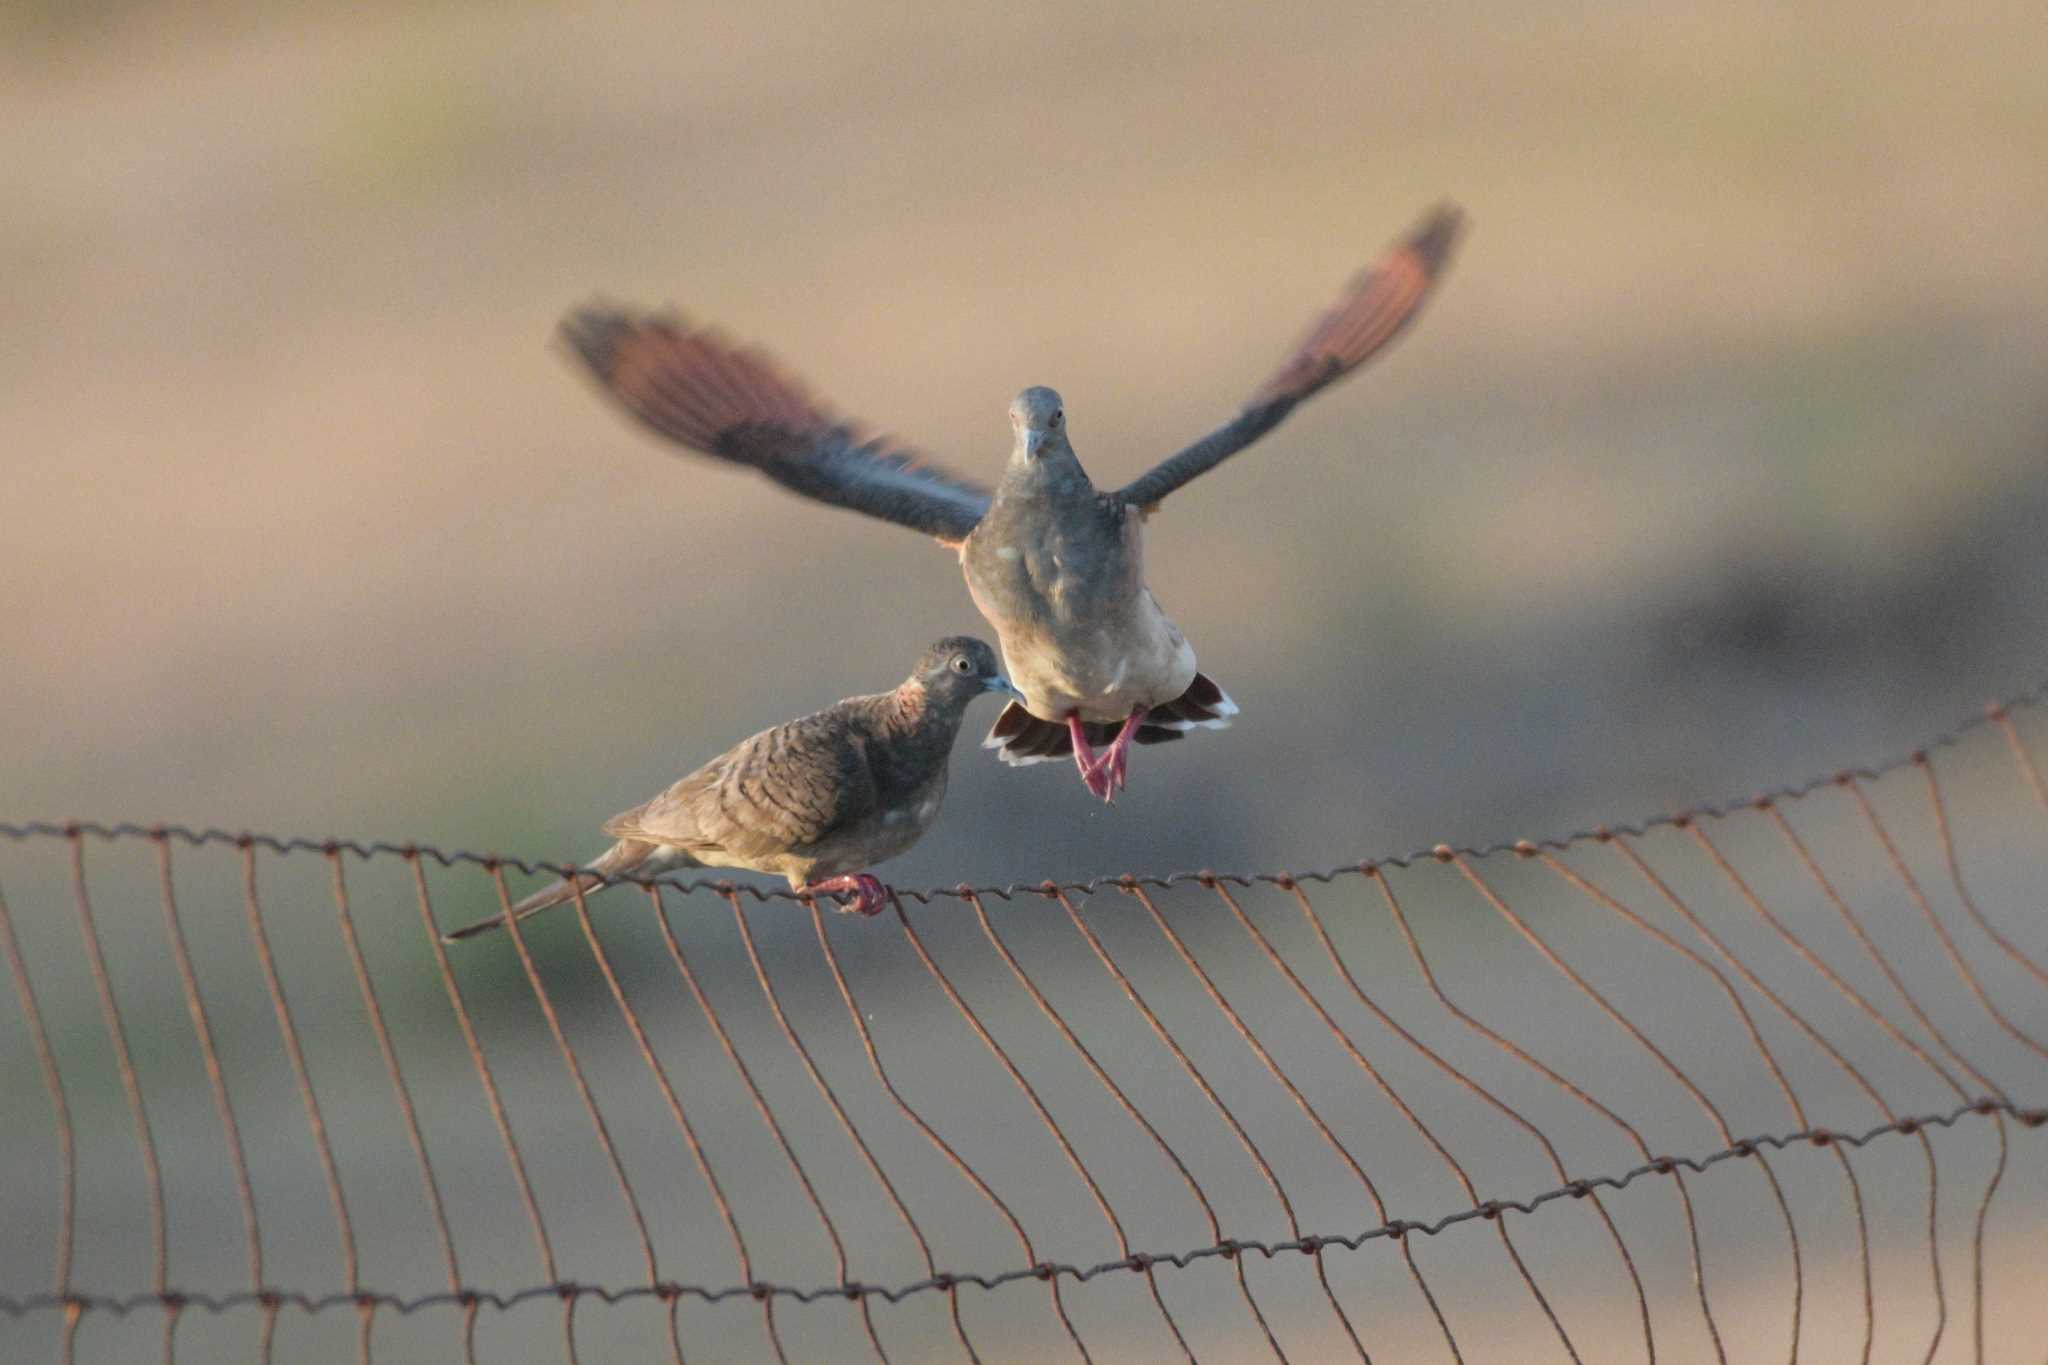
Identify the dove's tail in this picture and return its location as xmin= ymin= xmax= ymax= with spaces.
xmin=442 ymin=839 xmax=672 ymax=942
xmin=982 ymin=674 xmax=1238 ymax=767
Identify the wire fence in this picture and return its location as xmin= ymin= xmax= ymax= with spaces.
xmin=3 ymin=688 xmax=2047 ymax=1362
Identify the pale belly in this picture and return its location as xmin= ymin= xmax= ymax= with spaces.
xmin=961 ymin=488 xmax=1196 ymax=724
xmin=772 ymin=784 xmax=943 ymax=886
xmin=998 ymin=592 xmax=1198 ymax=724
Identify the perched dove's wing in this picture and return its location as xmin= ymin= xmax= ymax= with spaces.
xmin=1113 ymin=203 xmax=1464 ymax=511
xmin=602 ymin=706 xmax=878 ymax=865
xmin=562 ymin=308 xmax=994 ymax=544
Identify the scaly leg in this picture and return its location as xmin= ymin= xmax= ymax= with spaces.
xmin=802 ymin=873 xmax=890 ymax=916
xmin=1066 ymin=712 xmax=1113 ymax=800
xmin=1084 ymin=707 xmax=1149 ymax=802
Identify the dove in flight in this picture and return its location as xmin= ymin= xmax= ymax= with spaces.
xmin=561 ymin=203 xmax=1463 ymax=800
xmin=444 ymin=637 xmax=1015 ymax=939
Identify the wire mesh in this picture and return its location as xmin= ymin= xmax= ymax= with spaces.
xmin=2 ymin=687 xmax=2046 ymax=1362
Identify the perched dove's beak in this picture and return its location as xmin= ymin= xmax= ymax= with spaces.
xmin=1023 ymin=428 xmax=1052 ymax=459
xmin=985 ymin=674 xmax=1023 ymax=699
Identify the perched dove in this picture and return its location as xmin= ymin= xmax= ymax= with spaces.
xmin=561 ymin=203 xmax=1462 ymax=800
xmin=444 ymin=637 xmax=1015 ymax=940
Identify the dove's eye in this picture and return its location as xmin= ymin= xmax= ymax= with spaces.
xmin=951 ymin=655 xmax=972 ymax=673
xmin=1052 ymin=410 xmax=1063 ymax=426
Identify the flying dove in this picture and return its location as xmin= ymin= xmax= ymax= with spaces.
xmin=561 ymin=203 xmax=1462 ymax=800
xmin=444 ymin=637 xmax=1015 ymax=940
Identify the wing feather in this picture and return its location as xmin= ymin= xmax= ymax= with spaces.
xmin=605 ymin=708 xmax=876 ymax=864
xmin=1114 ymin=202 xmax=1464 ymax=511
xmin=562 ymin=307 xmax=993 ymax=543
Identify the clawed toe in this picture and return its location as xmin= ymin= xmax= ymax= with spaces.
xmin=1080 ymin=757 xmax=1128 ymax=803
xmin=847 ymin=873 xmax=890 ymax=916
xmin=1077 ymin=757 xmax=1115 ymax=802
xmin=802 ymin=873 xmax=892 ymax=916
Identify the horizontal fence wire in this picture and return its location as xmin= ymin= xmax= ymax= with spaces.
xmin=6 ymin=681 xmax=2042 ymax=908
xmin=0 ymin=1096 xmax=2033 ymax=1320
xmin=1 ymin=680 xmax=2046 ymax=1362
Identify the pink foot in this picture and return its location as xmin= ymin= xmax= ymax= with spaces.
xmin=1081 ymin=708 xmax=1147 ymax=803
xmin=802 ymin=873 xmax=890 ymax=916
xmin=1066 ymin=712 xmax=1114 ymax=801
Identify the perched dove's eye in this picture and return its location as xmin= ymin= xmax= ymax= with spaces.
xmin=951 ymin=655 xmax=972 ymax=673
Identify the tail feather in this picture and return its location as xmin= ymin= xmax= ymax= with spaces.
xmin=442 ymin=839 xmax=666 ymax=942
xmin=1142 ymin=675 xmax=1239 ymax=731
xmin=980 ymin=674 xmax=1235 ymax=767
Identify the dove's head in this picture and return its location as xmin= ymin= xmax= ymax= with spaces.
xmin=911 ymin=635 xmax=1018 ymax=709
xmin=1008 ymin=386 xmax=1072 ymax=463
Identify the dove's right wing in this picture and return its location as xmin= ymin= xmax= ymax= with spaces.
xmin=1112 ymin=203 xmax=1463 ymax=512
xmin=604 ymin=708 xmax=877 ymax=865
xmin=562 ymin=309 xmax=993 ymax=545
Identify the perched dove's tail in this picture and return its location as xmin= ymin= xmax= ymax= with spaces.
xmin=442 ymin=839 xmax=668 ymax=942
xmin=982 ymin=674 xmax=1238 ymax=767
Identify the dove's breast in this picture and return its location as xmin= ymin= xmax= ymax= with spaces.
xmin=962 ymin=499 xmax=1196 ymax=724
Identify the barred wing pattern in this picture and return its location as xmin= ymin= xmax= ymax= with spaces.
xmin=601 ymin=704 xmax=878 ymax=865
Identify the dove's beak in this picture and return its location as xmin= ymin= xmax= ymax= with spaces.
xmin=985 ymin=675 xmax=1023 ymax=700
xmin=1023 ymin=428 xmax=1052 ymax=459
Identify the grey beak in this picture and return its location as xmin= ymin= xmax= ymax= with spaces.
xmin=1023 ymin=428 xmax=1052 ymax=459
xmin=985 ymin=674 xmax=1023 ymax=699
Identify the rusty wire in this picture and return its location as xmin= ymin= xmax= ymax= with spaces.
xmin=0 ymin=1097 xmax=2036 ymax=1324
xmin=1 ymin=684 xmax=2046 ymax=1360
xmin=7 ymin=680 xmax=2041 ymax=912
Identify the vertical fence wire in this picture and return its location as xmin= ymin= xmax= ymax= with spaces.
xmin=644 ymin=882 xmax=838 ymax=1365
xmin=1768 ymin=786 xmax=2023 ymax=1354
xmin=1047 ymin=886 xmax=1305 ymax=1363
xmin=67 ymin=835 xmax=172 ymax=1361
xmin=1212 ymin=879 xmax=1583 ymax=1361
xmin=1684 ymin=822 xmax=1964 ymax=1362
xmin=961 ymin=888 xmax=1250 ymax=1360
xmin=238 ymin=845 xmax=360 ymax=1333
xmin=1921 ymin=757 xmax=2048 ymax=993
xmin=1840 ymin=780 xmax=2019 ymax=1363
xmin=1127 ymin=884 xmax=1393 ymax=1362
xmin=0 ymin=875 xmax=76 ymax=1351
xmin=1371 ymin=862 xmax=1731 ymax=1362
xmin=153 ymin=839 xmax=264 ymax=1362
xmin=1537 ymin=849 xmax=1876 ymax=1365
xmin=568 ymin=882 xmax=753 ymax=1365
xmin=1450 ymin=852 xmax=1806 ymax=1362
xmin=722 ymin=890 xmax=906 ymax=1363
xmin=889 ymin=895 xmax=1096 ymax=1362
xmin=1 ymin=696 xmax=2046 ymax=1361
xmin=485 ymin=867 xmax=665 ymax=1365
xmin=408 ymin=854 xmax=562 ymax=1362
xmin=327 ymin=854 xmax=465 ymax=1356
xmin=805 ymin=901 xmax=991 ymax=1363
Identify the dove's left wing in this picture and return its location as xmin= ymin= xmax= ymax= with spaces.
xmin=1113 ymin=202 xmax=1463 ymax=511
xmin=562 ymin=309 xmax=994 ymax=545
xmin=605 ymin=706 xmax=879 ymax=865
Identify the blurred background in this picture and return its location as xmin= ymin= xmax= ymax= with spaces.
xmin=3 ymin=1 xmax=2046 ymax=1361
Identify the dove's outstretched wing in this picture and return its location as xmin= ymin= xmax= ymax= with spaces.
xmin=562 ymin=309 xmax=994 ymax=545
xmin=1113 ymin=202 xmax=1463 ymax=512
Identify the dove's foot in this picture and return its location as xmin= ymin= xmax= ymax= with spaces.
xmin=1082 ymin=707 xmax=1148 ymax=803
xmin=804 ymin=873 xmax=890 ymax=916
xmin=1065 ymin=713 xmax=1115 ymax=801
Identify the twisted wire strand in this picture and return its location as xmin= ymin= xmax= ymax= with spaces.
xmin=6 ymin=682 xmax=2040 ymax=908
xmin=2 ymin=1097 xmax=2035 ymax=1324
xmin=3 ymin=683 xmax=2043 ymax=1361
